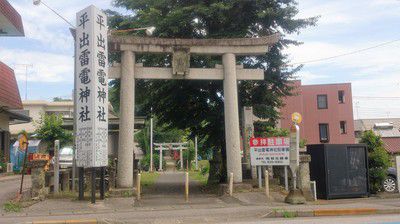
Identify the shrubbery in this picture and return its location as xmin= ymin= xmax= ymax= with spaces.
xmin=360 ymin=130 xmax=391 ymax=193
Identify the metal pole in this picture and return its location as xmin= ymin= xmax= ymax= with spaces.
xmin=258 ymin=166 xmax=262 ymax=189
xmin=99 ymin=167 xmax=105 ymax=200
xmin=136 ymin=172 xmax=141 ymax=200
xmin=159 ymin=146 xmax=163 ymax=171
xmin=71 ymin=27 xmax=77 ymax=192
xmin=19 ymin=142 xmax=29 ymax=195
xmin=25 ymin=66 xmax=28 ymax=100
xmin=195 ymin=136 xmax=198 ymax=170
xmin=284 ymin=166 xmax=288 ymax=191
xmin=78 ymin=167 xmax=84 ymax=200
xmin=150 ymin=117 xmax=153 ymax=172
xmin=229 ymin=172 xmax=233 ymax=196
xmin=54 ymin=140 xmax=60 ymax=194
xmin=185 ymin=172 xmax=189 ymax=202
xmin=91 ymin=168 xmax=96 ymax=204
xmin=265 ymin=169 xmax=270 ymax=198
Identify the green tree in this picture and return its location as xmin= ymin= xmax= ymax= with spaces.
xmin=360 ymin=130 xmax=391 ymax=193
xmin=107 ymin=0 xmax=317 ymax=183
xmin=34 ymin=114 xmax=72 ymax=151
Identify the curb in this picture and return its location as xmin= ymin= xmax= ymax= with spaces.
xmin=265 ymin=207 xmax=400 ymax=218
xmin=30 ymin=219 xmax=97 ymax=224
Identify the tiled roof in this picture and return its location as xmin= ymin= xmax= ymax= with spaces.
xmin=0 ymin=61 xmax=23 ymax=109
xmin=355 ymin=118 xmax=400 ymax=138
xmin=0 ymin=0 xmax=24 ymax=36
xmin=382 ymin=137 xmax=400 ymax=154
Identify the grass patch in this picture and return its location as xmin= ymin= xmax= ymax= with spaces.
xmin=141 ymin=172 xmax=160 ymax=187
xmin=189 ymin=171 xmax=208 ymax=186
xmin=189 ymin=160 xmax=209 ymax=186
xmin=48 ymin=191 xmax=77 ymax=199
xmin=282 ymin=210 xmax=297 ymax=218
xmin=3 ymin=201 xmax=22 ymax=213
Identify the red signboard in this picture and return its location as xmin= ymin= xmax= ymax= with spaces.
xmin=249 ymin=137 xmax=289 ymax=147
xmin=249 ymin=137 xmax=290 ymax=166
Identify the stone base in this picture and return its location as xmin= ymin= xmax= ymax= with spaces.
xmin=285 ymin=189 xmax=306 ymax=204
xmin=108 ymin=188 xmax=136 ymax=197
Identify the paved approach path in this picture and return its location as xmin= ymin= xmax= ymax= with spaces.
xmin=0 ymin=175 xmax=31 ymax=210
xmin=143 ymin=171 xmax=202 ymax=195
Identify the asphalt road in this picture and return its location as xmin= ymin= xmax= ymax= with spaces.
xmin=0 ymin=175 xmax=31 ymax=207
xmin=229 ymin=214 xmax=400 ymax=224
xmin=2 ymin=211 xmax=400 ymax=223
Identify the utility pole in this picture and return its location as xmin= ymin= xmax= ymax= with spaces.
xmin=355 ymin=101 xmax=360 ymax=120
xmin=14 ymin=64 xmax=33 ymax=100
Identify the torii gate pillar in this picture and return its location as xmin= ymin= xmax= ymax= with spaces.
xmin=223 ymin=53 xmax=242 ymax=182
xmin=117 ymin=51 xmax=135 ymax=188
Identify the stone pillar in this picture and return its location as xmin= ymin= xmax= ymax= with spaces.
xmin=61 ymin=171 xmax=70 ymax=191
xmin=242 ymin=106 xmax=256 ymax=180
xmin=29 ymin=160 xmax=48 ymax=199
xmin=159 ymin=147 xmax=163 ymax=171
xmin=223 ymin=53 xmax=242 ymax=183
xmin=298 ymin=154 xmax=313 ymax=200
xmin=180 ymin=148 xmax=183 ymax=170
xmin=117 ymin=51 xmax=135 ymax=188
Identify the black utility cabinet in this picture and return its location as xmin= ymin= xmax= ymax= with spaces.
xmin=307 ymin=144 xmax=369 ymax=199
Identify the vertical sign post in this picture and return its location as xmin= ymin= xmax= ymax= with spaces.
xmin=54 ymin=140 xmax=60 ymax=194
xmin=150 ymin=117 xmax=153 ymax=172
xmin=289 ymin=112 xmax=302 ymax=189
xmin=18 ymin=133 xmax=28 ymax=196
xmin=75 ymin=5 xmax=109 ymax=203
xmin=195 ymin=136 xmax=198 ymax=170
xmin=285 ymin=112 xmax=306 ymax=204
xmin=289 ymin=124 xmax=299 ymax=189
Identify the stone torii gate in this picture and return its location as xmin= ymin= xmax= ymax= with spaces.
xmin=154 ymin=142 xmax=188 ymax=171
xmin=108 ymin=34 xmax=279 ymax=188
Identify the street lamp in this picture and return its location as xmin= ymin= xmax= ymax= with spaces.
xmin=111 ymin=26 xmax=156 ymax=36
xmin=33 ymin=0 xmax=75 ymax=28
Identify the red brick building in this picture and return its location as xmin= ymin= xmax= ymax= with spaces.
xmin=280 ymin=81 xmax=355 ymax=144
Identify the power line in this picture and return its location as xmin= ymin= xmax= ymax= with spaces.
xmin=290 ymin=38 xmax=400 ymax=65
xmin=353 ymin=96 xmax=400 ymax=99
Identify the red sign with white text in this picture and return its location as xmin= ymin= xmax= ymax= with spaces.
xmin=249 ymin=137 xmax=290 ymax=166
xmin=250 ymin=137 xmax=289 ymax=147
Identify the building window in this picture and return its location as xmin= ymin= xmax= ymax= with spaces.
xmin=319 ymin=123 xmax=329 ymax=143
xmin=317 ymin=95 xmax=328 ymax=109
xmin=355 ymin=131 xmax=362 ymax=138
xmin=340 ymin=121 xmax=347 ymax=134
xmin=338 ymin=90 xmax=345 ymax=103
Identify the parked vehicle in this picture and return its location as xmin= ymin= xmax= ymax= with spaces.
xmin=51 ymin=146 xmax=73 ymax=169
xmin=383 ymin=167 xmax=397 ymax=193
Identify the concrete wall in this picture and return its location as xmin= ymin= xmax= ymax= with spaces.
xmin=281 ymin=81 xmax=355 ymax=144
xmin=9 ymin=101 xmax=74 ymax=135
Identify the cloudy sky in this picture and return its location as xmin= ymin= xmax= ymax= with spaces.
xmin=1 ymin=0 xmax=400 ymax=119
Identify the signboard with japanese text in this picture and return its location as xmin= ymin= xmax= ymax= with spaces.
xmin=249 ymin=137 xmax=290 ymax=166
xmin=75 ymin=5 xmax=108 ymax=168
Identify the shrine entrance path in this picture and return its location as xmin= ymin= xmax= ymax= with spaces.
xmin=143 ymin=172 xmax=202 ymax=195
xmin=137 ymin=172 xmax=219 ymax=207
